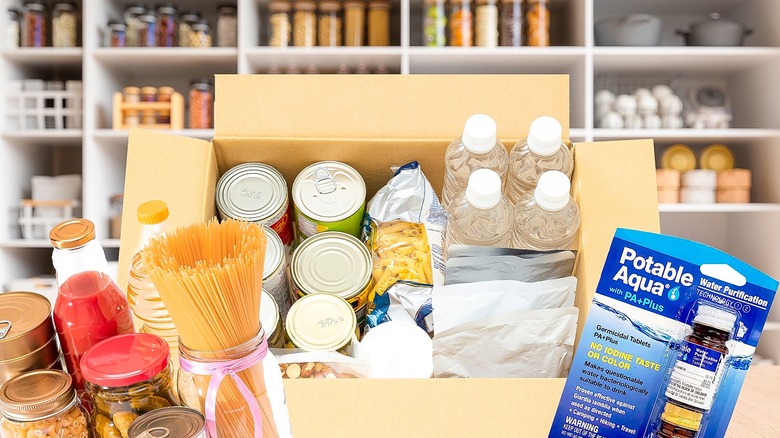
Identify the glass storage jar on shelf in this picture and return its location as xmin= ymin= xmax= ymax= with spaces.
xmin=448 ymin=0 xmax=472 ymax=47
xmin=108 ymin=20 xmax=126 ymax=47
xmin=138 ymin=11 xmax=158 ymax=47
xmin=293 ymin=0 xmax=316 ymax=47
xmin=189 ymin=21 xmax=212 ymax=47
xmin=6 ymin=8 xmax=21 ymax=49
xmin=178 ymin=10 xmax=202 ymax=47
xmin=367 ymin=0 xmax=390 ymax=46
xmin=0 ymin=370 xmax=89 ymax=438
xmin=217 ymin=4 xmax=237 ymax=47
xmin=475 ymin=0 xmax=498 ymax=47
xmin=500 ymin=0 xmax=522 ymax=46
xmin=81 ymin=334 xmax=177 ymax=438
xmin=526 ymin=0 xmax=550 ymax=47
xmin=423 ymin=0 xmax=446 ymax=47
xmin=124 ymin=4 xmax=147 ymax=47
xmin=343 ymin=0 xmax=365 ymax=46
xmin=22 ymin=0 xmax=46 ymax=47
xmin=156 ymin=3 xmax=177 ymax=47
xmin=318 ymin=0 xmax=342 ymax=47
xmin=52 ymin=2 xmax=77 ymax=47
xmin=189 ymin=79 xmax=213 ymax=129
xmin=268 ymin=0 xmax=292 ymax=47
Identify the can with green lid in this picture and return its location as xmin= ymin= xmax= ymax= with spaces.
xmin=285 ymin=294 xmax=357 ymax=354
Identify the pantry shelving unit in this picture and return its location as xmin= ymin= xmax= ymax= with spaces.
xmin=0 ymin=0 xmax=779 ymax=361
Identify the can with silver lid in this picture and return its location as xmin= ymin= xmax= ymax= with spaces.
xmin=292 ymin=161 xmax=366 ymax=243
xmin=285 ymin=294 xmax=357 ymax=354
xmin=263 ymin=226 xmax=291 ymax=322
xmin=261 ymin=289 xmax=285 ymax=348
xmin=128 ymin=406 xmax=206 ymax=438
xmin=216 ymin=163 xmax=294 ymax=251
xmin=289 ymin=231 xmax=373 ymax=333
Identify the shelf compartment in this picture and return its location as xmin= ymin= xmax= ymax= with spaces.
xmin=593 ymin=128 xmax=780 ymax=142
xmin=243 ymin=47 xmax=403 ymax=73
xmin=1 ymin=130 xmax=83 ymax=146
xmin=593 ymin=47 xmax=780 ymax=75
xmin=1 ymin=48 xmax=83 ymax=67
xmin=92 ymin=48 xmax=238 ymax=76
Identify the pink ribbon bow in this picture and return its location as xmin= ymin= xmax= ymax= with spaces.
xmin=179 ymin=335 xmax=268 ymax=438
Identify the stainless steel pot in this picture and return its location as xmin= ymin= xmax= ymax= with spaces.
xmin=676 ymin=13 xmax=753 ymax=46
xmin=595 ymin=14 xmax=663 ymax=46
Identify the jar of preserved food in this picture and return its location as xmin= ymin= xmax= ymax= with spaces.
xmin=189 ymin=21 xmax=212 ymax=47
xmin=343 ymin=0 xmax=365 ymax=46
xmin=108 ymin=20 xmax=126 ymax=47
xmin=124 ymin=4 xmax=147 ymax=47
xmin=499 ymin=0 xmax=522 ymax=46
xmin=448 ymin=0 xmax=472 ymax=46
xmin=318 ymin=0 xmax=342 ymax=47
xmin=526 ymin=0 xmax=549 ymax=47
xmin=22 ymin=0 xmax=46 ymax=48
xmin=52 ymin=2 xmax=77 ymax=47
xmin=156 ymin=4 xmax=177 ymax=47
xmin=50 ymin=219 xmax=135 ymax=391
xmin=217 ymin=4 xmax=237 ymax=47
xmin=189 ymin=79 xmax=213 ymax=129
xmin=82 ymin=334 xmax=176 ymax=438
xmin=0 ymin=370 xmax=89 ymax=438
xmin=367 ymin=0 xmax=390 ymax=46
xmin=178 ymin=10 xmax=201 ymax=47
xmin=475 ymin=0 xmax=498 ymax=47
xmin=293 ymin=0 xmax=316 ymax=47
xmin=138 ymin=12 xmax=158 ymax=47
xmin=268 ymin=0 xmax=292 ymax=47
xmin=423 ymin=0 xmax=446 ymax=47
xmin=6 ymin=8 xmax=21 ymax=49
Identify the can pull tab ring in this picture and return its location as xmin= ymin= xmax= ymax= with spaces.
xmin=137 ymin=427 xmax=170 ymax=438
xmin=314 ymin=167 xmax=337 ymax=195
xmin=0 ymin=320 xmax=11 ymax=339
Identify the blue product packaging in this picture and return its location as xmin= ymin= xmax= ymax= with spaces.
xmin=549 ymin=229 xmax=778 ymax=438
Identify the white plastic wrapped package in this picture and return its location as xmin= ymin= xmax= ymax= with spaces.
xmin=444 ymin=251 xmax=576 ymax=285
xmin=366 ymin=281 xmax=433 ymax=335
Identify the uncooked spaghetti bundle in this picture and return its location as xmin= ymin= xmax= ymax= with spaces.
xmin=142 ymin=218 xmax=284 ymax=438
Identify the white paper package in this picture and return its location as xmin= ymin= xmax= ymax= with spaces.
xmin=444 ymin=251 xmax=576 ymax=285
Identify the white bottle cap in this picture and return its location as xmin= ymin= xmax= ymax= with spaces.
xmin=466 ymin=169 xmax=502 ymax=209
xmin=462 ymin=114 xmax=498 ymax=154
xmin=534 ymin=171 xmax=571 ymax=211
xmin=694 ymin=304 xmax=736 ymax=333
xmin=527 ymin=116 xmax=563 ymax=156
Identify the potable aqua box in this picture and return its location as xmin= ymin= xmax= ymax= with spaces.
xmin=117 ymin=75 xmax=660 ymax=437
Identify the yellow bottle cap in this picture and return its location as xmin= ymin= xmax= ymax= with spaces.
xmin=661 ymin=144 xmax=696 ymax=172
xmin=700 ymin=144 xmax=735 ymax=171
xmin=137 ymin=200 xmax=169 ymax=225
xmin=660 ymin=402 xmax=702 ymax=431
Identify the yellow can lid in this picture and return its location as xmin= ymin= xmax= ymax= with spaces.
xmin=661 ymin=144 xmax=696 ymax=172
xmin=660 ymin=402 xmax=702 ymax=431
xmin=137 ymin=200 xmax=169 ymax=225
xmin=700 ymin=144 xmax=735 ymax=171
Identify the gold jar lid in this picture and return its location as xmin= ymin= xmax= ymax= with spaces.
xmin=49 ymin=219 xmax=96 ymax=250
xmin=140 ymin=86 xmax=158 ymax=96
xmin=0 ymin=370 xmax=76 ymax=421
xmin=700 ymin=144 xmax=735 ymax=171
xmin=319 ymin=0 xmax=341 ymax=11
xmin=269 ymin=0 xmax=292 ymax=12
xmin=158 ymin=86 xmax=175 ymax=95
xmin=660 ymin=402 xmax=702 ymax=431
xmin=344 ymin=0 xmax=366 ymax=9
xmin=293 ymin=0 xmax=316 ymax=11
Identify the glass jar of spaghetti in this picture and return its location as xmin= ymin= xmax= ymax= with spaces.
xmin=367 ymin=0 xmax=390 ymax=46
xmin=293 ymin=0 xmax=316 ymax=47
xmin=50 ymin=219 xmax=135 ymax=391
xmin=189 ymin=79 xmax=213 ymax=129
xmin=448 ymin=0 xmax=472 ymax=47
xmin=268 ymin=0 xmax=292 ymax=47
xmin=344 ymin=0 xmax=365 ymax=46
xmin=0 ymin=370 xmax=89 ymax=438
xmin=318 ymin=0 xmax=342 ymax=47
xmin=156 ymin=4 xmax=177 ymax=47
xmin=82 ymin=334 xmax=176 ymax=438
xmin=526 ymin=0 xmax=550 ymax=47
xmin=21 ymin=0 xmax=46 ymax=47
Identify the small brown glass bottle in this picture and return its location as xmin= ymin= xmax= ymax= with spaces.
xmin=656 ymin=402 xmax=701 ymax=438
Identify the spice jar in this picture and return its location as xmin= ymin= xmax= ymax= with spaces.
xmin=318 ymin=0 xmax=342 ymax=47
xmin=475 ymin=0 xmax=498 ymax=47
xmin=367 ymin=0 xmax=390 ymax=46
xmin=22 ymin=0 xmax=46 ymax=48
xmin=123 ymin=86 xmax=141 ymax=126
xmin=217 ymin=4 xmax=237 ymax=47
xmin=423 ymin=0 xmax=446 ymax=47
xmin=448 ymin=0 xmax=472 ymax=47
xmin=178 ymin=10 xmax=201 ymax=47
xmin=526 ymin=0 xmax=549 ymax=47
xmin=108 ymin=20 xmax=126 ymax=47
xmin=124 ymin=4 xmax=147 ymax=47
xmin=0 ymin=370 xmax=89 ymax=438
xmin=140 ymin=86 xmax=158 ymax=125
xmin=189 ymin=79 xmax=213 ymax=129
xmin=52 ymin=2 xmax=77 ymax=47
xmin=499 ymin=0 xmax=522 ymax=46
xmin=82 ymin=334 xmax=177 ymax=438
xmin=156 ymin=4 xmax=177 ymax=47
xmin=189 ymin=21 xmax=212 ymax=47
xmin=344 ymin=0 xmax=365 ymax=46
xmin=140 ymin=86 xmax=158 ymax=102
xmin=157 ymin=86 xmax=174 ymax=124
xmin=293 ymin=0 xmax=316 ymax=47
xmin=6 ymin=8 xmax=21 ymax=49
xmin=268 ymin=0 xmax=292 ymax=47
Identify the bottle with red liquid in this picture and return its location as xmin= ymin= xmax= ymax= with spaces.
xmin=49 ymin=219 xmax=134 ymax=391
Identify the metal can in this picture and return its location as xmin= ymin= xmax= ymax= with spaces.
xmin=261 ymin=289 xmax=285 ymax=348
xmin=285 ymin=294 xmax=356 ymax=354
xmin=263 ymin=226 xmax=291 ymax=322
xmin=292 ymin=161 xmax=366 ymax=242
xmin=289 ymin=231 xmax=372 ymax=333
xmin=0 ymin=292 xmax=61 ymax=385
xmin=128 ymin=407 xmax=206 ymax=438
xmin=216 ymin=163 xmax=294 ymax=250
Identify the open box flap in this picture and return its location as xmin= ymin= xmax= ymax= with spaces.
xmin=214 ymin=75 xmax=570 ymax=140
xmin=117 ymin=128 xmax=218 ymax=289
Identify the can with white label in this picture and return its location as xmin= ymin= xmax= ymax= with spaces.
xmin=292 ymin=161 xmax=366 ymax=243
xmin=263 ymin=226 xmax=291 ymax=322
xmin=261 ymin=289 xmax=285 ymax=348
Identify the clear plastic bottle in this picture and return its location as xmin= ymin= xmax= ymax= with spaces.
xmin=507 ymin=115 xmax=573 ymax=204
xmin=445 ymin=169 xmax=513 ymax=256
xmin=127 ymin=200 xmax=180 ymax=372
xmin=442 ymin=114 xmax=508 ymax=208
xmin=512 ymin=170 xmax=580 ymax=250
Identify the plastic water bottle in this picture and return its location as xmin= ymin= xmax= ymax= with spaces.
xmin=442 ymin=114 xmax=508 ymax=207
xmin=507 ymin=116 xmax=573 ymax=204
xmin=445 ymin=169 xmax=513 ymax=256
xmin=512 ymin=170 xmax=580 ymax=250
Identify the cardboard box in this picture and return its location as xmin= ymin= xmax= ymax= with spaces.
xmin=118 ymin=75 xmax=660 ymax=437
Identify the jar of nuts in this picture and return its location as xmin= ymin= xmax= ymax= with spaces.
xmin=189 ymin=21 xmax=212 ymax=48
xmin=178 ymin=10 xmax=202 ymax=47
xmin=0 ymin=370 xmax=89 ymax=438
xmin=52 ymin=2 xmax=77 ymax=47
xmin=268 ymin=0 xmax=292 ymax=47
xmin=293 ymin=0 xmax=316 ymax=47
xmin=526 ymin=0 xmax=550 ymax=47
xmin=318 ymin=0 xmax=342 ymax=47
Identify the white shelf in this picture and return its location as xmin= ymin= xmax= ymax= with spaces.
xmin=93 ymin=48 xmax=238 ymax=76
xmin=1 ymin=130 xmax=83 ymax=146
xmin=592 ymin=129 xmax=780 ymax=141
xmin=93 ymin=129 xmax=214 ymax=145
xmin=408 ymin=47 xmax=586 ymax=73
xmin=243 ymin=47 xmax=403 ymax=73
xmin=659 ymin=204 xmax=780 ymax=213
xmin=595 ymin=0 xmax=748 ymax=16
xmin=1 ymin=48 xmax=83 ymax=67
xmin=593 ymin=47 xmax=780 ymax=74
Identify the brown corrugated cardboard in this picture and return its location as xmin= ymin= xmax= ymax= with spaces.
xmin=118 ymin=75 xmax=660 ymax=437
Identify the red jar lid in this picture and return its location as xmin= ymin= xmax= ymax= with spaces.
xmin=81 ymin=333 xmax=170 ymax=387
